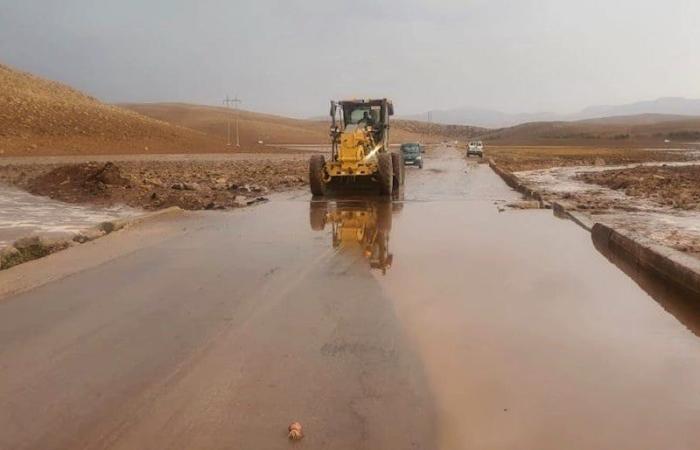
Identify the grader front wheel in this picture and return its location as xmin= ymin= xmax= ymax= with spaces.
xmin=309 ymin=154 xmax=327 ymax=196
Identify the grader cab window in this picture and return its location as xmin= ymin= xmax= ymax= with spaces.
xmin=345 ymin=106 xmax=381 ymax=127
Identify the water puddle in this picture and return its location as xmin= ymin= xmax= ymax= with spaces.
xmin=0 ymin=185 xmax=138 ymax=248
xmin=309 ymin=199 xmax=395 ymax=274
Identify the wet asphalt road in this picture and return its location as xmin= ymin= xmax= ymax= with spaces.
xmin=1 ymin=149 xmax=700 ymax=449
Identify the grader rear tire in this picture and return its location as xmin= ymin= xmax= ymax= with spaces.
xmin=309 ymin=155 xmax=327 ymax=196
xmin=377 ymin=153 xmax=393 ymax=196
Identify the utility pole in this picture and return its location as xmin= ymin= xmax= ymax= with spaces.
xmin=223 ymin=95 xmax=242 ymax=147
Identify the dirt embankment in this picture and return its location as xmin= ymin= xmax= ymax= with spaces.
xmin=0 ymin=159 xmax=307 ymax=210
xmin=486 ymin=146 xmax=695 ymax=172
xmin=577 ymin=165 xmax=700 ymax=210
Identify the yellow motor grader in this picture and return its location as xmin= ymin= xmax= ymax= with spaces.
xmin=309 ymin=99 xmax=404 ymax=196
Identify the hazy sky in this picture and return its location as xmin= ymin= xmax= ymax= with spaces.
xmin=1 ymin=0 xmax=699 ymax=117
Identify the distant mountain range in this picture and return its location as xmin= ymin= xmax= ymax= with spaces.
xmin=406 ymin=97 xmax=700 ymax=128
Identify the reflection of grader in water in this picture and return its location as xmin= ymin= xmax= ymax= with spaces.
xmin=310 ymin=200 xmax=394 ymax=274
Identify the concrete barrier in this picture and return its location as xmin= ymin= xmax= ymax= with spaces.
xmin=97 ymin=206 xmax=183 ymax=234
xmin=488 ymin=158 xmax=548 ymax=207
xmin=1 ymin=207 xmax=184 ymax=271
xmin=592 ymin=223 xmax=700 ymax=296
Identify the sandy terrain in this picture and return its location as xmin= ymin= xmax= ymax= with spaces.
xmin=121 ymin=102 xmax=330 ymax=148
xmin=0 ymin=64 xmax=225 ymax=156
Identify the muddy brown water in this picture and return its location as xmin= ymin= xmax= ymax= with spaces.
xmin=0 ymin=185 xmax=137 ymax=248
xmin=0 ymin=150 xmax=699 ymax=449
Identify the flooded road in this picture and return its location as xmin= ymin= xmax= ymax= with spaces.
xmin=1 ymin=150 xmax=699 ymax=449
xmin=0 ymin=185 xmax=136 ymax=248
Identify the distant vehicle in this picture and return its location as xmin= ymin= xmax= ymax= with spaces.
xmin=401 ymin=143 xmax=423 ymax=169
xmin=467 ymin=141 xmax=484 ymax=158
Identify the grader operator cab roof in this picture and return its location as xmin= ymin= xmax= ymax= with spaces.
xmin=336 ymin=99 xmax=394 ymax=114
xmin=331 ymin=99 xmax=394 ymax=129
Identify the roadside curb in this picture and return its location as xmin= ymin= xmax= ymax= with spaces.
xmin=551 ymin=201 xmax=595 ymax=231
xmin=488 ymin=158 xmax=548 ymax=207
xmin=487 ymin=159 xmax=700 ymax=296
xmin=592 ymin=223 xmax=700 ymax=296
xmin=1 ymin=207 xmax=184 ymax=271
xmin=0 ymin=207 xmax=191 ymax=301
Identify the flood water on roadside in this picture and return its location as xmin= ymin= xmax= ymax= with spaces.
xmin=0 ymin=185 xmax=137 ymax=247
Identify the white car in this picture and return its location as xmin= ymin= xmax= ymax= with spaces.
xmin=467 ymin=141 xmax=484 ymax=157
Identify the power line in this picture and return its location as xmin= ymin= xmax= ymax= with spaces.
xmin=223 ymin=95 xmax=242 ymax=147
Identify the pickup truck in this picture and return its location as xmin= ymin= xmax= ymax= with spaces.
xmin=467 ymin=141 xmax=484 ymax=158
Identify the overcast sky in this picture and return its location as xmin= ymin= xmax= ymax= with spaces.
xmin=1 ymin=0 xmax=699 ymax=117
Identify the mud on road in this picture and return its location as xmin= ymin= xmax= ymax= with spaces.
xmin=487 ymin=145 xmax=696 ymax=172
xmin=577 ymin=163 xmax=700 ymax=210
xmin=0 ymin=156 xmax=308 ymax=210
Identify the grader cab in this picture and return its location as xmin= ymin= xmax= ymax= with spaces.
xmin=309 ymin=99 xmax=404 ymax=196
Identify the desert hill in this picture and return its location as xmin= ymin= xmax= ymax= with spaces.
xmin=6 ymin=62 xmax=697 ymax=156
xmin=1 ymin=62 xmax=474 ymax=157
xmin=409 ymin=97 xmax=700 ymax=128
xmin=121 ymin=103 xmax=486 ymax=146
xmin=0 ymin=64 xmax=223 ymax=156
xmin=392 ymin=119 xmax=485 ymax=142
xmin=478 ymin=114 xmax=700 ymax=146
xmin=120 ymin=103 xmax=330 ymax=147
